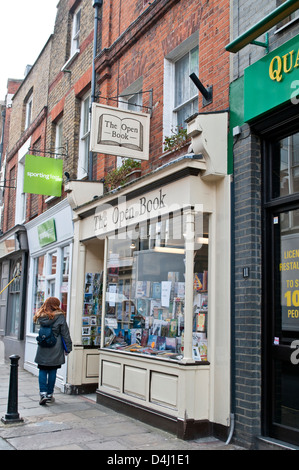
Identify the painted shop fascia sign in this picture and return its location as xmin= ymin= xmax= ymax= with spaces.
xmin=244 ymin=34 xmax=299 ymax=122
xmin=94 ymin=183 xmax=203 ymax=238
xmin=90 ymin=103 xmax=150 ymax=161
xmin=37 ymin=218 xmax=57 ymax=247
xmin=23 ymin=154 xmax=63 ymax=197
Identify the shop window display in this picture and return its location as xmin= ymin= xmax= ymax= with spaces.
xmin=82 ymin=272 xmax=103 ymax=345
xmin=103 ymin=213 xmax=209 ymax=361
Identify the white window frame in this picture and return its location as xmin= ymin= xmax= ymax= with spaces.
xmin=71 ymin=8 xmax=81 ymax=57
xmin=78 ymin=92 xmax=91 ymax=179
xmin=25 ymin=93 xmax=33 ymax=130
xmin=15 ymin=140 xmax=30 ymax=225
xmin=117 ymin=77 xmax=143 ymax=167
xmin=163 ymin=32 xmax=199 ymax=143
xmin=55 ymin=118 xmax=63 ymax=156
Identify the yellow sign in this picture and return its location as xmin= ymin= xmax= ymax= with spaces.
xmin=269 ymin=48 xmax=299 ymax=82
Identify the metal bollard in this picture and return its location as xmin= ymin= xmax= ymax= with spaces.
xmin=1 ymin=355 xmax=24 ymax=424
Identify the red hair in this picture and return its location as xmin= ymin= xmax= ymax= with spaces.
xmin=33 ymin=297 xmax=65 ymax=322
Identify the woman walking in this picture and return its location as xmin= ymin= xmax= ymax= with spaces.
xmin=34 ymin=297 xmax=72 ymax=405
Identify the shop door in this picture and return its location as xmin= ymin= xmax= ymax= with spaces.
xmin=264 ymin=131 xmax=299 ymax=446
xmin=268 ymin=209 xmax=299 ymax=445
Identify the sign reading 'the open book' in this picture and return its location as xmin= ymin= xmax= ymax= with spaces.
xmin=90 ymin=103 xmax=150 ymax=160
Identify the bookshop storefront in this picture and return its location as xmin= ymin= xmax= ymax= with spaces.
xmin=67 ymin=112 xmax=231 ymax=439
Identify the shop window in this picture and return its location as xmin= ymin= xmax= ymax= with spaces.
xmin=61 ymin=246 xmax=70 ymax=314
xmin=32 ymin=255 xmax=46 ymax=332
xmin=31 ymin=246 xmax=71 ymax=332
xmin=272 ymin=132 xmax=299 ymax=199
xmin=102 ymin=212 xmax=209 ymax=361
xmin=6 ymin=258 xmax=22 ymax=338
xmin=82 ymin=272 xmax=103 ymax=346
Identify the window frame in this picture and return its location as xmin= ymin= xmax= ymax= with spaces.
xmin=163 ymin=33 xmax=199 ymax=142
xmin=25 ymin=93 xmax=33 ymax=130
xmin=71 ymin=8 xmax=81 ymax=57
xmin=55 ymin=118 xmax=63 ymax=157
xmin=78 ymin=91 xmax=91 ymax=179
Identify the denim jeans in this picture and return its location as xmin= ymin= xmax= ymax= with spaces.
xmin=38 ymin=369 xmax=57 ymax=395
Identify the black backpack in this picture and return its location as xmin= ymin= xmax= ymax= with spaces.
xmin=36 ymin=326 xmax=57 ymax=348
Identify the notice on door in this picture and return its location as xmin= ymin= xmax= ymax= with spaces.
xmin=280 ymin=234 xmax=299 ymax=332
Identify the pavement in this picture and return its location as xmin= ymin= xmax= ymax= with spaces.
xmin=0 ymin=361 xmax=245 ymax=453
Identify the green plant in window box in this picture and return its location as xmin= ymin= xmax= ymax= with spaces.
xmin=105 ymin=158 xmax=141 ymax=190
xmin=163 ymin=126 xmax=189 ymax=152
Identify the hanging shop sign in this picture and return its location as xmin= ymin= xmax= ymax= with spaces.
xmin=90 ymin=103 xmax=150 ymax=161
xmin=37 ymin=218 xmax=57 ymax=247
xmin=23 ymin=154 xmax=63 ymax=197
xmin=244 ymin=34 xmax=299 ymax=122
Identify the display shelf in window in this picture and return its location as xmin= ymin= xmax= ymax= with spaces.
xmin=82 ymin=272 xmax=103 ymax=346
xmin=103 ymin=213 xmax=209 ymax=362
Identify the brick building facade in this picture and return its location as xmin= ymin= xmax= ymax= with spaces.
xmin=1 ymin=0 xmax=235 ymax=442
xmin=228 ymin=0 xmax=299 ymax=449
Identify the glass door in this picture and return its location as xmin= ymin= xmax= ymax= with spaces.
xmin=264 ymin=131 xmax=299 ymax=445
xmin=270 ymin=209 xmax=299 ymax=444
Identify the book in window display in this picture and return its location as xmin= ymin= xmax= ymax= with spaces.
xmin=82 ymin=272 xmax=103 ymax=346
xmin=103 ymin=255 xmax=193 ymax=361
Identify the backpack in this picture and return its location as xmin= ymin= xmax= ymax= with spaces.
xmin=36 ymin=326 xmax=57 ymax=348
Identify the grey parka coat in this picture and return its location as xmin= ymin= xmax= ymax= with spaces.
xmin=34 ymin=312 xmax=72 ymax=368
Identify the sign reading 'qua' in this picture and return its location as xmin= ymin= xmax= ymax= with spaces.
xmin=90 ymin=103 xmax=150 ymax=161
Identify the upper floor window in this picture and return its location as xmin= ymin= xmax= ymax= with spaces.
xmin=119 ymin=77 xmax=143 ymax=114
xmin=71 ymin=8 xmax=81 ymax=57
xmin=163 ymin=33 xmax=199 ymax=141
xmin=174 ymin=46 xmax=199 ymax=128
xmin=276 ymin=0 xmax=299 ymax=30
xmin=78 ymin=92 xmax=91 ymax=179
xmin=55 ymin=118 xmax=63 ymax=156
xmin=25 ymin=92 xmax=33 ymax=130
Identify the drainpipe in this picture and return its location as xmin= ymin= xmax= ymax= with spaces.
xmin=226 ymin=174 xmax=236 ymax=445
xmin=0 ymin=107 xmax=6 ymax=167
xmin=89 ymin=0 xmax=103 ymax=181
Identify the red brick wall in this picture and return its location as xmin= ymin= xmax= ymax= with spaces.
xmin=94 ymin=0 xmax=230 ymax=180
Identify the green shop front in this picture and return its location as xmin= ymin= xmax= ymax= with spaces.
xmin=231 ymin=33 xmax=299 ymax=447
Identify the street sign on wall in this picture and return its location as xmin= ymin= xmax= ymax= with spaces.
xmin=23 ymin=154 xmax=63 ymax=197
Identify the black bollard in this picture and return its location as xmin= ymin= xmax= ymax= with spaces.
xmin=1 ymin=355 xmax=24 ymax=424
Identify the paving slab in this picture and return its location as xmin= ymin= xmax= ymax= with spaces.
xmin=0 ymin=362 xmax=245 ymax=451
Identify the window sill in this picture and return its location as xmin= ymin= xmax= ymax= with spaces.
xmin=61 ymin=50 xmax=80 ymax=72
xmin=45 ymin=195 xmax=59 ymax=204
xmin=275 ymin=16 xmax=299 ymax=34
xmin=100 ymin=347 xmax=210 ymax=366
